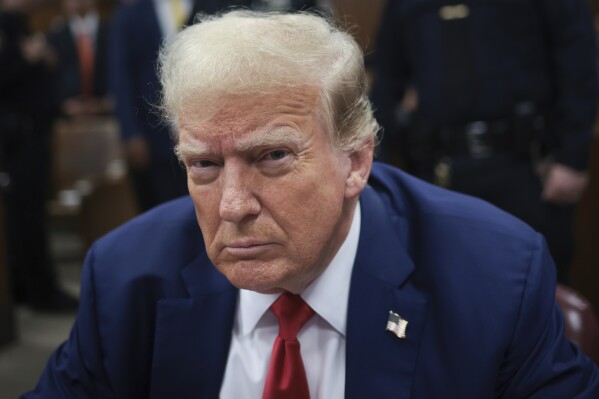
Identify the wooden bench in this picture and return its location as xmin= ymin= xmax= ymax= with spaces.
xmin=50 ymin=116 xmax=138 ymax=251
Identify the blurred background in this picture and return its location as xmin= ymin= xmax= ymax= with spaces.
xmin=1 ymin=0 xmax=599 ymax=396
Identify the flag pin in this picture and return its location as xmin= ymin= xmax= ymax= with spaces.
xmin=386 ymin=311 xmax=408 ymax=339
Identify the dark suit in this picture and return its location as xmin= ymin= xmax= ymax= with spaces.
xmin=47 ymin=20 xmax=110 ymax=105
xmin=22 ymin=163 xmax=599 ymax=398
xmin=108 ymin=0 xmax=188 ymax=211
xmin=0 ymin=11 xmax=61 ymax=306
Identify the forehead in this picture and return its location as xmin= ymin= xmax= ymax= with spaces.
xmin=178 ymin=87 xmax=325 ymax=142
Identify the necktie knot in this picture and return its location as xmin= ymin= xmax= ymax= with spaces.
xmin=270 ymin=293 xmax=314 ymax=341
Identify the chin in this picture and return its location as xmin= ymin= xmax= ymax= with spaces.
xmin=219 ymin=260 xmax=290 ymax=293
xmin=228 ymin=276 xmax=285 ymax=294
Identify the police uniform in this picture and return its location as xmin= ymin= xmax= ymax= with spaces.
xmin=370 ymin=0 xmax=598 ymax=282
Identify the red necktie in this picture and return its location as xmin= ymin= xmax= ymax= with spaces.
xmin=262 ymin=293 xmax=315 ymax=399
xmin=76 ymin=31 xmax=94 ymax=97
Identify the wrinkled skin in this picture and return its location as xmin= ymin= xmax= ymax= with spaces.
xmin=176 ymin=88 xmax=373 ymax=294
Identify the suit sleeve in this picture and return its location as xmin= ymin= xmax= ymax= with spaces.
xmin=20 ymin=246 xmax=115 ymax=399
xmin=539 ymin=0 xmax=598 ymax=170
xmin=496 ymin=233 xmax=599 ymax=398
xmin=108 ymin=5 xmax=144 ymax=142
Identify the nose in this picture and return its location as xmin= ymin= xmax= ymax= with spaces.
xmin=219 ymin=163 xmax=261 ymax=223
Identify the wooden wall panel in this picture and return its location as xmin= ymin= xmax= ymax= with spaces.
xmin=330 ymin=0 xmax=386 ymax=52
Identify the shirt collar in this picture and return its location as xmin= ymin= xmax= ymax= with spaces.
xmin=238 ymin=201 xmax=361 ymax=337
xmin=69 ymin=11 xmax=99 ymax=36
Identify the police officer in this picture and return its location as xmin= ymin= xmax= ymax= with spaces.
xmin=370 ymin=0 xmax=598 ymax=283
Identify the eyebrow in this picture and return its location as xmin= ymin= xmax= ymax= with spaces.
xmin=235 ymin=126 xmax=303 ymax=151
xmin=175 ymin=126 xmax=304 ymax=160
xmin=174 ymin=142 xmax=210 ymax=160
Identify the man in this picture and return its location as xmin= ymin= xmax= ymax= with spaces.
xmin=0 ymin=0 xmax=78 ymax=311
xmin=47 ymin=0 xmax=113 ymax=118
xmin=369 ymin=0 xmax=598 ymax=283
xmin=23 ymin=11 xmax=598 ymax=398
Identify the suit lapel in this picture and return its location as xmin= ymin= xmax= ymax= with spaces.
xmin=150 ymin=182 xmax=428 ymax=398
xmin=346 ymin=185 xmax=429 ymax=399
xmin=149 ymin=252 xmax=238 ymax=399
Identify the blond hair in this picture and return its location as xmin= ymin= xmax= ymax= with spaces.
xmin=158 ymin=10 xmax=379 ymax=152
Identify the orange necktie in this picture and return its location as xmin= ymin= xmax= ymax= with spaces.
xmin=262 ymin=293 xmax=315 ymax=399
xmin=76 ymin=31 xmax=94 ymax=97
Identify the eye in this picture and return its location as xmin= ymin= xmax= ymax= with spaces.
xmin=192 ymin=159 xmax=218 ymax=168
xmin=186 ymin=158 xmax=221 ymax=180
xmin=264 ymin=149 xmax=290 ymax=161
xmin=257 ymin=149 xmax=293 ymax=175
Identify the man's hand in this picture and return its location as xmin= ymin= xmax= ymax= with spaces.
xmin=541 ymin=163 xmax=589 ymax=205
xmin=126 ymin=136 xmax=150 ymax=169
xmin=20 ymin=34 xmax=54 ymax=65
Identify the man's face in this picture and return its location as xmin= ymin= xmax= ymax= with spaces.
xmin=62 ymin=0 xmax=93 ymax=17
xmin=177 ymin=88 xmax=369 ymax=294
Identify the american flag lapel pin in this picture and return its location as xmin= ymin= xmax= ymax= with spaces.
xmin=386 ymin=310 xmax=408 ymax=339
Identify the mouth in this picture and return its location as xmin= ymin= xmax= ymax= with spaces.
xmin=224 ymin=241 xmax=274 ymax=258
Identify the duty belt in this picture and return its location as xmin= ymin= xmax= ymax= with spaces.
xmin=435 ymin=115 xmax=545 ymax=159
xmin=437 ymin=119 xmax=514 ymax=159
xmin=430 ymin=114 xmax=544 ymax=188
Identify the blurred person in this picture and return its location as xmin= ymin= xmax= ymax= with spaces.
xmin=0 ymin=0 xmax=78 ymax=311
xmin=47 ymin=0 xmax=113 ymax=118
xmin=248 ymin=0 xmax=329 ymax=12
xmin=108 ymin=0 xmax=189 ymax=212
xmin=370 ymin=0 xmax=598 ymax=283
xmin=108 ymin=0 xmax=246 ymax=212
xmin=22 ymin=11 xmax=599 ymax=398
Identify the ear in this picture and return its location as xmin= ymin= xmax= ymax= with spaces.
xmin=344 ymin=139 xmax=374 ymax=199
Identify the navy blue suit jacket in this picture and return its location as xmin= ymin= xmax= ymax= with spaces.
xmin=108 ymin=0 xmax=173 ymax=162
xmin=23 ymin=163 xmax=599 ymax=398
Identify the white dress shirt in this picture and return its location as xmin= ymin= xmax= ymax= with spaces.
xmin=219 ymin=202 xmax=361 ymax=398
xmin=68 ymin=11 xmax=99 ymax=42
xmin=153 ymin=0 xmax=192 ymax=40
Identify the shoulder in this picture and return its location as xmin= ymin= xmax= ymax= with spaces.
xmin=111 ymin=0 xmax=159 ymax=43
xmin=366 ymin=164 xmax=599 ymax=397
xmin=114 ymin=0 xmax=155 ymax=20
xmin=369 ymin=162 xmax=534 ymax=237
xmin=93 ymin=195 xmax=200 ymax=253
xmin=89 ymin=196 xmax=203 ymax=280
xmin=367 ymin=162 xmax=541 ymax=278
